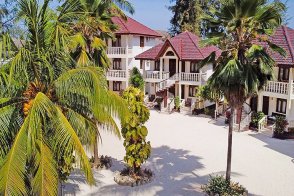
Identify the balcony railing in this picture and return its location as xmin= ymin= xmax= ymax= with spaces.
xmin=106 ymin=70 xmax=126 ymax=79
xmin=145 ymin=71 xmax=170 ymax=80
xmin=264 ymin=81 xmax=290 ymax=95
xmin=179 ymin=73 xmax=206 ymax=82
xmin=107 ymin=47 xmax=132 ymax=56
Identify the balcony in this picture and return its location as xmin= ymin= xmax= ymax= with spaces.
xmin=262 ymin=80 xmax=294 ymax=99
xmin=179 ymin=73 xmax=207 ymax=84
xmin=144 ymin=71 xmax=170 ymax=82
xmin=106 ymin=70 xmax=127 ymax=81
xmin=106 ymin=47 xmax=132 ymax=58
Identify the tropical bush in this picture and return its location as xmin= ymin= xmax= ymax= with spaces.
xmin=274 ymin=116 xmax=288 ymax=134
xmin=250 ymin=112 xmax=265 ymax=128
xmin=202 ymin=175 xmax=247 ymax=196
xmin=121 ymin=87 xmax=151 ymax=176
xmin=174 ymin=96 xmax=181 ymax=111
xmin=129 ymin=67 xmax=144 ymax=90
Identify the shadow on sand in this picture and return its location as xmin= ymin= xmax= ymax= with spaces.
xmin=63 ymin=145 xmax=245 ymax=196
xmin=249 ymin=133 xmax=294 ymax=159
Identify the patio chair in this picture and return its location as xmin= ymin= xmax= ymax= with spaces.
xmin=185 ymin=98 xmax=192 ymax=107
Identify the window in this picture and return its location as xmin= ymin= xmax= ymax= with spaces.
xmin=140 ymin=36 xmax=145 ymax=47
xmin=113 ymin=58 xmax=121 ymax=70
xmin=190 ymin=61 xmax=199 ymax=73
xmin=146 ymin=37 xmax=152 ymax=42
xmin=140 ymin=60 xmax=143 ymax=69
xmin=155 ymin=60 xmax=160 ymax=71
xmin=113 ymin=81 xmax=122 ymax=91
xmin=278 ymin=67 xmax=289 ymax=81
xmin=189 ymin=85 xmax=198 ymax=97
xmin=112 ymin=35 xmax=121 ymax=47
xmin=166 ymin=51 xmax=175 ymax=56
xmin=276 ymin=98 xmax=287 ymax=114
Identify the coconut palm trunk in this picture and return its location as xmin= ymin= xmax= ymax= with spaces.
xmin=93 ymin=133 xmax=101 ymax=167
xmin=226 ymin=106 xmax=235 ymax=181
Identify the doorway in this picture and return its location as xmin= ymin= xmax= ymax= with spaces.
xmin=169 ymin=59 xmax=177 ymax=76
xmin=262 ymin=96 xmax=269 ymax=115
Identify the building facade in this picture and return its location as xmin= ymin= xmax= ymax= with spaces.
xmin=106 ymin=17 xmax=161 ymax=93
xmin=135 ymin=31 xmax=220 ymax=109
xmin=249 ymin=26 xmax=294 ymax=127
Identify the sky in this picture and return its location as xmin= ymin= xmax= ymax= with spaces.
xmin=127 ymin=0 xmax=294 ymax=31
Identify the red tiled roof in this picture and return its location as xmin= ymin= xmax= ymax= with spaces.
xmin=135 ymin=31 xmax=221 ymax=60
xmin=111 ymin=16 xmax=161 ymax=37
xmin=267 ymin=26 xmax=294 ymax=65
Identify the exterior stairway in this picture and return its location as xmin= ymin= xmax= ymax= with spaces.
xmin=157 ymin=73 xmax=179 ymax=92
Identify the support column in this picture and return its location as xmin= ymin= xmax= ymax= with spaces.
xmin=160 ymin=57 xmax=163 ymax=80
xmin=257 ymin=94 xmax=263 ymax=112
xmin=179 ymin=83 xmax=182 ymax=100
xmin=125 ymin=36 xmax=129 ymax=88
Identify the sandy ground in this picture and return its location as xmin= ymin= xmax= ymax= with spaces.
xmin=64 ymin=111 xmax=294 ymax=196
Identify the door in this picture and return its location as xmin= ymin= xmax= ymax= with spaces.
xmin=250 ymin=96 xmax=258 ymax=112
xmin=181 ymin=85 xmax=185 ymax=99
xmin=169 ymin=59 xmax=177 ymax=76
xmin=262 ymin=96 xmax=269 ymax=115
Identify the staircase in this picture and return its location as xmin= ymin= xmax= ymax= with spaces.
xmin=157 ymin=73 xmax=179 ymax=92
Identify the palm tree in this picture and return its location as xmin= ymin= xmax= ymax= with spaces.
xmin=0 ymin=0 xmax=128 ymax=194
xmin=201 ymin=0 xmax=285 ymax=181
xmin=66 ymin=0 xmax=134 ymax=166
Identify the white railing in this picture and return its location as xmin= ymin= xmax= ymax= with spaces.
xmin=107 ymin=47 xmax=127 ymax=55
xmin=157 ymin=73 xmax=179 ymax=91
xmin=258 ymin=116 xmax=267 ymax=132
xmin=180 ymin=99 xmax=185 ymax=108
xmin=145 ymin=71 xmax=170 ymax=80
xmin=179 ymin=73 xmax=202 ymax=82
xmin=264 ymin=81 xmax=289 ymax=95
xmin=106 ymin=70 xmax=126 ymax=78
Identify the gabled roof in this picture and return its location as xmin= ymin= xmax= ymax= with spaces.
xmin=111 ymin=16 xmax=161 ymax=37
xmin=267 ymin=26 xmax=294 ymax=65
xmin=135 ymin=31 xmax=221 ymax=61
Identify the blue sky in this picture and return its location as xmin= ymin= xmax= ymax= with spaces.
xmin=127 ymin=0 xmax=294 ymax=31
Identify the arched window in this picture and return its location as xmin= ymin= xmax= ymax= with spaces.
xmin=166 ymin=51 xmax=175 ymax=56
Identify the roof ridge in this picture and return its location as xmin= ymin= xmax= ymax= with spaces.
xmin=127 ymin=16 xmax=160 ymax=36
xmin=186 ymin=31 xmax=205 ymax=59
xmin=282 ymin=25 xmax=294 ymax=63
xmin=119 ymin=17 xmax=130 ymax=33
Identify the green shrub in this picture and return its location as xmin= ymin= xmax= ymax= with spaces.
xmin=174 ymin=96 xmax=180 ymax=111
xmin=201 ymin=175 xmax=247 ymax=196
xmin=250 ymin=111 xmax=265 ymax=128
xmin=274 ymin=116 xmax=288 ymax=134
xmin=121 ymin=87 xmax=151 ymax=175
xmin=129 ymin=67 xmax=144 ymax=90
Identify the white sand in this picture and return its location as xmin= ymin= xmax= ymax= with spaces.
xmin=64 ymin=111 xmax=294 ymax=196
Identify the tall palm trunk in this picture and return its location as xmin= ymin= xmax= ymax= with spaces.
xmin=226 ymin=106 xmax=235 ymax=181
xmin=93 ymin=130 xmax=100 ymax=167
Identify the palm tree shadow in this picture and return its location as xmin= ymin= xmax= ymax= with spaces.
xmin=249 ymin=133 xmax=294 ymax=158
xmin=97 ymin=145 xmax=206 ymax=196
xmin=62 ymin=169 xmax=103 ymax=195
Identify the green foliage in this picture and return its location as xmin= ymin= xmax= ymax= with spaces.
xmin=174 ymin=96 xmax=180 ymax=111
xmin=57 ymin=152 xmax=75 ymax=182
xmin=168 ymin=0 xmax=220 ymax=36
xmin=129 ymin=67 xmax=144 ymax=90
xmin=275 ymin=115 xmax=289 ymax=134
xmin=197 ymin=85 xmax=222 ymax=102
xmin=0 ymin=0 xmax=133 ymax=195
xmin=121 ymin=87 xmax=151 ymax=175
xmin=250 ymin=112 xmax=265 ymax=128
xmin=201 ymin=175 xmax=247 ymax=196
